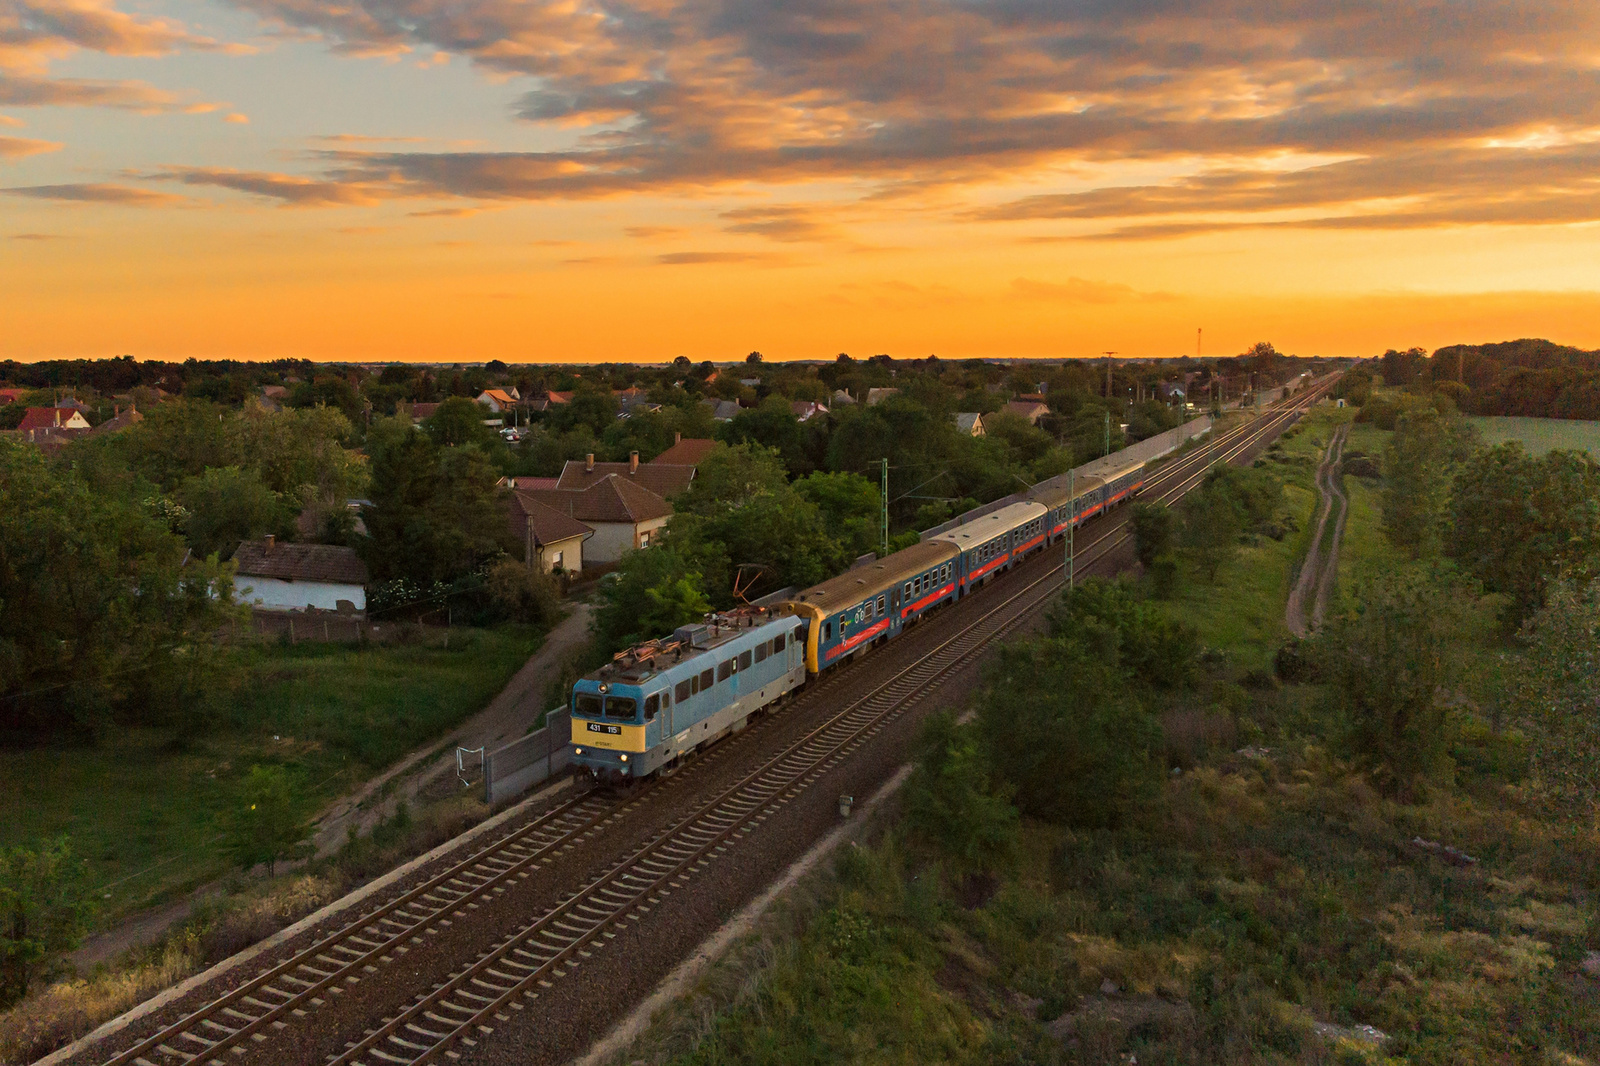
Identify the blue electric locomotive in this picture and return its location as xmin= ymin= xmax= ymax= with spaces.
xmin=570 ymin=608 xmax=806 ymax=785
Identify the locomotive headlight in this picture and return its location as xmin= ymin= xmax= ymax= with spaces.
xmin=619 ymin=754 xmax=629 ymax=762
xmin=574 ymin=747 xmax=583 ymax=755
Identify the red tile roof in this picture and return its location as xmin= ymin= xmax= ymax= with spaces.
xmin=0 ymin=388 xmax=26 ymax=405
xmin=556 ymin=459 xmax=696 ymax=498
xmin=525 ymin=476 xmax=672 ymax=524
xmin=18 ymin=407 xmax=88 ymax=432
xmin=89 ymin=406 xmax=144 ymax=435
xmin=409 ymin=402 xmax=441 ymax=422
xmin=508 ymin=492 xmax=593 ymax=547
xmin=233 ymin=540 xmax=370 ymax=585
xmin=649 ymin=438 xmax=719 ymax=466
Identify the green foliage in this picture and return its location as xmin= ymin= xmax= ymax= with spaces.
xmin=904 ymin=713 xmax=1018 ymax=876
xmin=1047 ymin=577 xmax=1200 ymax=690
xmin=1381 ymin=405 xmax=1478 ymax=558
xmin=592 ymin=549 xmax=711 ymax=653
xmin=975 ymin=641 xmax=1163 ymax=828
xmin=1179 ymin=479 xmax=1243 ymax=582
xmin=361 ymin=414 xmax=512 ymax=586
xmin=1312 ymin=568 xmax=1466 ymax=793
xmin=220 ymin=765 xmax=310 ymax=876
xmin=482 ymin=559 xmax=563 ymax=628
xmin=721 ymin=395 xmax=810 ymax=473
xmin=0 ymin=838 xmax=91 ymax=1007
xmin=793 ymin=471 xmax=881 ymax=560
xmin=174 ymin=465 xmax=291 ymax=560
xmin=1449 ymin=442 xmax=1600 ymax=626
xmin=0 ymin=439 xmax=240 ymax=736
xmin=1513 ymin=578 xmax=1600 ymax=822
xmin=1130 ymin=501 xmax=1177 ymax=569
xmin=424 ymin=396 xmax=499 ymax=449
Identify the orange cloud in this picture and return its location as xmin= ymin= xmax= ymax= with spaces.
xmin=0 ymin=134 xmax=61 ymax=159
xmin=4 ymin=182 xmax=183 ymax=205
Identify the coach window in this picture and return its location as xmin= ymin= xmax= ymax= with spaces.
xmin=877 ymin=595 xmax=886 ymax=614
xmin=717 ymin=659 xmax=733 ymax=682
xmin=644 ymin=694 xmax=659 ymax=721
xmin=699 ymin=668 xmax=713 ymax=690
xmin=739 ymin=650 xmax=752 ymax=671
xmin=824 ymin=621 xmax=833 ymax=641
xmin=754 ymin=642 xmax=768 ymax=664
xmin=574 ymin=692 xmax=602 ymax=717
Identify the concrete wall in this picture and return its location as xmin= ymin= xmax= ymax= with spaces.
xmin=484 ymin=710 xmax=570 ymax=805
xmin=237 ymin=576 xmax=366 ymax=612
xmin=536 ymin=534 xmax=585 ymax=574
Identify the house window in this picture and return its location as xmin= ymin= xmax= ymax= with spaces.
xmin=638 ymin=530 xmax=652 ymax=548
xmin=550 ymin=550 xmax=563 ymax=570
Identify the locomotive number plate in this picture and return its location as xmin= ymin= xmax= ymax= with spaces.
xmin=587 ymin=723 xmax=622 ymax=735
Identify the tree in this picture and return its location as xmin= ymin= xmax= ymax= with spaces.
xmin=361 ymin=415 xmax=512 ymax=586
xmin=221 ymin=765 xmax=310 ymax=876
xmin=1382 ymin=407 xmax=1473 ymax=558
xmin=793 ymin=471 xmax=881 ymax=559
xmin=0 ymin=837 xmax=92 ymax=1007
xmin=903 ymin=712 xmax=1018 ymax=876
xmin=975 ymin=640 xmax=1163 ymax=827
xmin=425 ymin=396 xmax=499 ymax=449
xmin=175 ymin=466 xmax=290 ymax=560
xmin=746 ymin=351 xmax=763 ymax=364
xmin=1047 ymin=577 xmax=1199 ymax=690
xmin=1180 ymin=479 xmax=1243 ymax=582
xmin=1130 ymin=502 xmax=1178 ymax=569
xmin=1512 ymin=578 xmax=1600 ymax=821
xmin=1313 ymin=568 xmax=1465 ymax=794
xmin=0 ymin=439 xmax=239 ymax=736
xmin=592 ymin=548 xmax=711 ymax=653
xmin=1449 ymin=443 xmax=1600 ymax=627
xmin=722 ymin=396 xmax=807 ymax=473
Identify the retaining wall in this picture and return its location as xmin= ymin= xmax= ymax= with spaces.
xmin=483 ymin=709 xmax=571 ymax=805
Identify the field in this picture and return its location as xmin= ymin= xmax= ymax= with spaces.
xmin=1468 ymin=416 xmax=1600 ymax=456
xmin=0 ymin=626 xmax=544 ymax=924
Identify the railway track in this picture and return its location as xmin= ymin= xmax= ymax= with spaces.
xmin=82 ymin=377 xmax=1332 ymax=1066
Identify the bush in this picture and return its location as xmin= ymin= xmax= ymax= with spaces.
xmin=903 ymin=713 xmax=1018 ymax=876
xmin=484 ymin=558 xmax=562 ymax=627
xmin=1050 ymin=577 xmax=1199 ymax=690
xmin=0 ymin=839 xmax=92 ymax=1008
xmin=220 ymin=766 xmax=311 ymax=876
xmin=975 ymin=641 xmax=1163 ymax=828
xmin=1130 ymin=502 xmax=1177 ymax=569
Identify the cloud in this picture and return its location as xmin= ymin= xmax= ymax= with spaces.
xmin=209 ymin=0 xmax=1600 ymax=237
xmin=0 ymin=74 xmax=202 ymax=111
xmin=720 ymin=204 xmax=839 ymax=243
xmin=657 ymin=250 xmax=787 ymax=265
xmin=9 ymin=231 xmax=64 ymax=239
xmin=155 ymin=166 xmax=397 ymax=206
xmin=3 ymin=182 xmax=184 ymax=205
xmin=0 ymin=115 xmax=22 ymax=127
xmin=625 ymin=225 xmax=686 ymax=239
xmin=0 ymin=134 xmax=60 ymax=159
xmin=408 ymin=205 xmax=490 ymax=217
xmin=1010 ymin=277 xmax=1179 ymax=305
xmin=313 ymin=134 xmax=429 ymax=144
xmin=224 ymin=112 xmax=249 ymax=124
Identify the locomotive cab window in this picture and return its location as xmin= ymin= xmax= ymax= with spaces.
xmin=644 ymin=694 xmax=659 ymax=720
xmin=699 ymin=668 xmax=713 ymax=690
xmin=676 ymin=679 xmax=692 ymax=702
xmin=774 ymin=632 xmax=786 ymax=651
xmin=605 ymin=697 xmax=636 ymax=720
xmin=574 ymin=692 xmax=602 ymax=717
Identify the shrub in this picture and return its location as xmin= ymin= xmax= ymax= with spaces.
xmin=1130 ymin=502 xmax=1178 ymax=569
xmin=484 ymin=558 xmax=562 ymax=627
xmin=219 ymin=766 xmax=311 ymax=876
xmin=903 ymin=713 xmax=1018 ymax=876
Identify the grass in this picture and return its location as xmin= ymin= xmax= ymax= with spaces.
xmin=0 ymin=625 xmax=544 ymax=924
xmin=1467 ymin=416 xmax=1600 ymax=456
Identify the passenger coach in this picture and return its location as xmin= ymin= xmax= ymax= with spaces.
xmin=930 ymin=500 xmax=1050 ymax=593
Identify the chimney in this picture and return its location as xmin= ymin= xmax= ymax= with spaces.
xmin=114 ymin=404 xmax=120 ymax=417
xmin=585 ymin=453 xmax=595 ymax=472
xmin=674 ymin=431 xmax=682 ymax=445
xmin=629 ymin=451 xmax=639 ymax=473
xmin=264 ymin=534 xmax=275 ymax=552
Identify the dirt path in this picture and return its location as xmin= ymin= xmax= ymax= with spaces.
xmin=1285 ymin=425 xmax=1348 ymax=637
xmin=1311 ymin=437 xmax=1350 ymax=629
xmin=67 ymin=602 xmax=595 ymax=972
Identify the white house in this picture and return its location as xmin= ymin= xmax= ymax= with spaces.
xmin=525 ymin=477 xmax=672 ymax=564
xmin=233 ymin=537 xmax=369 ymax=613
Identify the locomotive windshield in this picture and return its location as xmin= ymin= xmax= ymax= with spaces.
xmin=573 ymin=692 xmax=602 ymax=717
xmin=604 ymin=697 xmax=637 ymax=721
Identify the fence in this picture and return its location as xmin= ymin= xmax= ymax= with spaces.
xmin=921 ymin=414 xmax=1214 ymax=541
xmin=483 ymin=709 xmax=571 ymax=805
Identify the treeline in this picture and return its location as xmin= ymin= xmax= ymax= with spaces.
xmin=1372 ymin=337 xmax=1600 ymax=419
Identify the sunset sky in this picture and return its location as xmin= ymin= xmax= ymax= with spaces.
xmin=4 ymin=0 xmax=1600 ymax=362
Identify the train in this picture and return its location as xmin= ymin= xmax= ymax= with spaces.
xmin=569 ymin=456 xmax=1148 ymax=785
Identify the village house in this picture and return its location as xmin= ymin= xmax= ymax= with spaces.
xmin=89 ymin=405 xmax=144 ymax=436
xmin=233 ymin=536 xmax=369 ymax=613
xmin=15 ymin=406 xmax=91 ymax=446
xmin=650 ymin=434 xmax=718 ymax=467
xmin=557 ymin=450 xmax=697 ymax=498
xmin=866 ymin=387 xmax=900 ymax=405
xmin=506 ymin=492 xmax=593 ymax=574
xmin=523 ymin=477 xmax=671 ymax=564
xmin=1004 ymin=399 xmax=1051 ymax=425
xmin=0 ymin=388 xmax=27 ymax=405
xmin=476 ymin=388 xmax=519 ymax=414
xmin=954 ymin=412 xmax=986 ymax=437
xmin=791 ymin=400 xmax=828 ymax=422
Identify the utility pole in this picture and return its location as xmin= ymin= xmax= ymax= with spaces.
xmin=1104 ymin=410 xmax=1111 ymax=457
xmin=881 ymin=457 xmax=889 ymax=556
xmin=1103 ymin=352 xmax=1117 ymax=398
xmin=1197 ymin=327 xmax=1202 ymax=360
